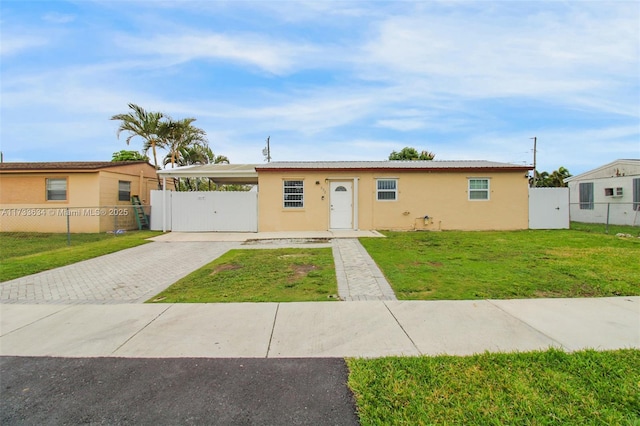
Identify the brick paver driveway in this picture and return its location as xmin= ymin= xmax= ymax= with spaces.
xmin=0 ymin=242 xmax=240 ymax=304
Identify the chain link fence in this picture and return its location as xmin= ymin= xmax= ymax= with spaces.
xmin=0 ymin=205 xmax=151 ymax=246
xmin=569 ymin=202 xmax=640 ymax=234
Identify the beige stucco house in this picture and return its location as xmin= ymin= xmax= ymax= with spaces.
xmin=156 ymin=160 xmax=532 ymax=232
xmin=256 ymin=161 xmax=531 ymax=231
xmin=0 ymin=161 xmax=162 ymax=233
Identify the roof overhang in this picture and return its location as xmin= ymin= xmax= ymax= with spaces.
xmin=157 ymin=164 xmax=259 ymax=185
xmin=255 ymin=160 xmax=532 ymax=173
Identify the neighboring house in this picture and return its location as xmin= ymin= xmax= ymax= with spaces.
xmin=0 ymin=161 xmax=163 ymax=233
xmin=155 ymin=160 xmax=532 ymax=232
xmin=564 ymin=159 xmax=640 ymax=226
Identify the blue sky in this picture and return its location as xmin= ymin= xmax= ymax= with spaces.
xmin=1 ymin=1 xmax=638 ymax=175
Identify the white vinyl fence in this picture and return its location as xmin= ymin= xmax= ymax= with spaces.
xmin=529 ymin=188 xmax=570 ymax=229
xmin=150 ymin=190 xmax=258 ymax=232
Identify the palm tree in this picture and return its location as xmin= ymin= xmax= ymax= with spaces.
xmin=160 ymin=118 xmax=208 ymax=169
xmin=548 ymin=167 xmax=572 ymax=187
xmin=531 ymin=167 xmax=572 ymax=187
xmin=164 ymin=142 xmax=230 ymax=191
xmin=111 ymin=104 xmax=165 ymax=187
xmin=212 ymin=154 xmax=230 ymax=164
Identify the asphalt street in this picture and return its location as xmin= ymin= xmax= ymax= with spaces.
xmin=0 ymin=356 xmax=360 ymax=425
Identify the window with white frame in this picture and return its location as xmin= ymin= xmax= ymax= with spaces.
xmin=283 ymin=180 xmax=304 ymax=208
xmin=118 ymin=181 xmax=131 ymax=202
xmin=579 ymin=182 xmax=594 ymax=210
xmin=376 ymin=179 xmax=397 ymax=201
xmin=46 ymin=178 xmax=67 ymax=201
xmin=468 ymin=178 xmax=489 ymax=200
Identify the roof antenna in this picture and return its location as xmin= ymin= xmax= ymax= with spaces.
xmin=262 ymin=136 xmax=271 ymax=162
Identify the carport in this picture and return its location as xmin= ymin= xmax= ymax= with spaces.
xmin=153 ymin=164 xmax=259 ymax=232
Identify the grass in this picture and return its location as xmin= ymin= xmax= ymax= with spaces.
xmin=360 ymin=229 xmax=640 ymax=300
xmin=0 ymin=231 xmax=161 ymax=282
xmin=571 ymin=221 xmax=640 ymax=236
xmin=347 ymin=348 xmax=640 ymax=425
xmin=148 ymin=247 xmax=339 ymax=303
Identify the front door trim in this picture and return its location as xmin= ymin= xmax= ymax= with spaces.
xmin=329 ymin=180 xmax=354 ymax=230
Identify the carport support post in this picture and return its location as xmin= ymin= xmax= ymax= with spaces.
xmin=354 ymin=177 xmax=359 ymax=230
xmin=162 ymin=177 xmax=167 ymax=232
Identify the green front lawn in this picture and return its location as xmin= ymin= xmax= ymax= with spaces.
xmin=0 ymin=231 xmax=161 ymax=282
xmin=360 ymin=229 xmax=640 ymax=300
xmin=148 ymin=247 xmax=338 ymax=303
xmin=571 ymin=222 xmax=640 ymax=236
xmin=348 ymin=349 xmax=640 ymax=425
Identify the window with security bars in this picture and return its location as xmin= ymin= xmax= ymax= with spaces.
xmin=283 ymin=180 xmax=304 ymax=208
xmin=46 ymin=178 xmax=67 ymax=201
xmin=377 ymin=179 xmax=397 ymax=201
xmin=579 ymin=182 xmax=594 ymax=210
xmin=468 ymin=178 xmax=489 ymax=200
xmin=118 ymin=181 xmax=131 ymax=201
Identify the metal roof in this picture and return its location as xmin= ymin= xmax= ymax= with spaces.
xmin=157 ymin=163 xmax=260 ymax=184
xmin=256 ymin=160 xmax=531 ymax=171
xmin=0 ymin=161 xmax=152 ymax=171
xmin=155 ymin=161 xmax=530 ymax=184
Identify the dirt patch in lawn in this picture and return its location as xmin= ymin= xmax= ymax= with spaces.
xmin=289 ymin=264 xmax=317 ymax=281
xmin=210 ymin=264 xmax=243 ymax=275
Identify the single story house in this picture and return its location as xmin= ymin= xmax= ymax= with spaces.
xmin=0 ymin=161 xmax=164 ymax=233
xmin=155 ymin=160 xmax=532 ymax=232
xmin=564 ymin=159 xmax=640 ymax=226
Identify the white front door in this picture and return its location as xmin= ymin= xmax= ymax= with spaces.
xmin=330 ymin=181 xmax=353 ymax=229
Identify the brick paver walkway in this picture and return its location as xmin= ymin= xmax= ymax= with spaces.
xmin=332 ymin=239 xmax=397 ymax=301
xmin=1 ymin=238 xmax=396 ymax=304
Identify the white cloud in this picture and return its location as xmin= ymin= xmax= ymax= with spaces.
xmin=376 ymin=118 xmax=426 ymax=131
xmin=42 ymin=12 xmax=76 ymax=24
xmin=357 ymin=3 xmax=639 ymax=110
xmin=116 ymin=32 xmax=320 ymax=75
xmin=0 ymin=36 xmax=48 ymax=56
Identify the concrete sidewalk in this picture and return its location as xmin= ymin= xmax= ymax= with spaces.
xmin=2 ymin=297 xmax=638 ymax=358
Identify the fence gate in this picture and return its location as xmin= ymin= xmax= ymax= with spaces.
xmin=529 ymin=188 xmax=569 ymax=229
xmin=150 ymin=190 xmax=258 ymax=232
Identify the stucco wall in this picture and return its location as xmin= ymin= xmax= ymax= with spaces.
xmin=0 ymin=163 xmax=160 ymax=233
xmin=257 ymin=169 xmax=529 ymax=231
xmin=98 ymin=163 xmax=161 ymax=206
xmin=0 ymin=172 xmax=101 ymax=232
